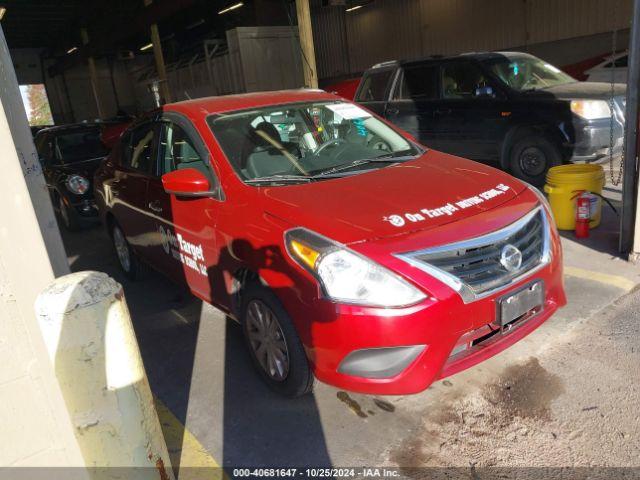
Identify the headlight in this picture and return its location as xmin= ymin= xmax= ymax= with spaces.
xmin=66 ymin=175 xmax=90 ymax=195
xmin=570 ymin=99 xmax=611 ymax=120
xmin=526 ymin=183 xmax=554 ymax=219
xmin=285 ymin=228 xmax=426 ymax=307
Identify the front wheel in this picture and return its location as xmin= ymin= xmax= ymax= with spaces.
xmin=508 ymin=135 xmax=562 ymax=187
xmin=241 ymin=283 xmax=314 ymax=397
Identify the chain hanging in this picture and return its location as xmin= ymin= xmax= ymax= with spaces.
xmin=609 ymin=1 xmax=624 ymax=186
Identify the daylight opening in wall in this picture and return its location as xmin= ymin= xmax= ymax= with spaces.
xmin=19 ymin=84 xmax=53 ymax=126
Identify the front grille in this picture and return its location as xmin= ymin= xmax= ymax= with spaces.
xmin=397 ymin=208 xmax=549 ymax=303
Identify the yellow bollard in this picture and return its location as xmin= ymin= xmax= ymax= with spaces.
xmin=35 ymin=271 xmax=174 ymax=479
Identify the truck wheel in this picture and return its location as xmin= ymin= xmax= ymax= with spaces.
xmin=58 ymin=196 xmax=80 ymax=231
xmin=111 ymin=222 xmax=139 ymax=280
xmin=508 ymin=135 xmax=561 ymax=187
xmin=241 ymin=282 xmax=314 ymax=397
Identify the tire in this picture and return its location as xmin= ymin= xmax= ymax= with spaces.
xmin=111 ymin=222 xmax=140 ymax=280
xmin=58 ymin=196 xmax=80 ymax=231
xmin=240 ymin=282 xmax=314 ymax=397
xmin=508 ymin=134 xmax=562 ymax=187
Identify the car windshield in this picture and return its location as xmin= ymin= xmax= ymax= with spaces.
xmin=482 ymin=54 xmax=576 ymax=91
xmin=207 ymin=101 xmax=420 ymax=184
xmin=53 ymin=128 xmax=109 ymax=164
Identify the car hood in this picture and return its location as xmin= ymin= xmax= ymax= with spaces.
xmin=526 ymin=81 xmax=626 ymax=100
xmin=259 ymin=150 xmax=527 ymax=245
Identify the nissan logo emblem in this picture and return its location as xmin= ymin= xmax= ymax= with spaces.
xmin=500 ymin=244 xmax=523 ymax=272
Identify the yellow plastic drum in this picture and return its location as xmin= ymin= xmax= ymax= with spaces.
xmin=544 ymin=164 xmax=605 ymax=230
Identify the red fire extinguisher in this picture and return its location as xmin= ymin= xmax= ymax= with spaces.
xmin=575 ymin=192 xmax=591 ymax=238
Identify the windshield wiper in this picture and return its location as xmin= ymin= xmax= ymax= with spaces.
xmin=312 ymin=156 xmax=414 ymax=178
xmin=245 ymin=174 xmax=314 ymax=185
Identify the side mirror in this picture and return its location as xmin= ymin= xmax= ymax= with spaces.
xmin=162 ymin=168 xmax=213 ymax=197
xmin=474 ymin=85 xmax=495 ymax=98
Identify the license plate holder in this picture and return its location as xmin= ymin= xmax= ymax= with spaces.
xmin=497 ymin=281 xmax=544 ymax=329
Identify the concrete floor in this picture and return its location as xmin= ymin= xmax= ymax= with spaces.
xmin=61 ymin=181 xmax=640 ymax=473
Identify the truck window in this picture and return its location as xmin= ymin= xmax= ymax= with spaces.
xmin=356 ymin=70 xmax=393 ymax=102
xmin=397 ymin=65 xmax=438 ymax=100
xmin=441 ymin=63 xmax=488 ymax=99
xmin=604 ymin=55 xmax=628 ymax=68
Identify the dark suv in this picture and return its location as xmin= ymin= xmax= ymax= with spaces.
xmin=355 ymin=52 xmax=625 ymax=185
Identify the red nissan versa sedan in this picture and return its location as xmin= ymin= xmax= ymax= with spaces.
xmin=94 ymin=89 xmax=566 ymax=397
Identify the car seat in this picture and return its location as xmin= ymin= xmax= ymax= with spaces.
xmin=443 ymin=75 xmax=460 ymax=98
xmin=245 ymin=122 xmax=300 ymax=178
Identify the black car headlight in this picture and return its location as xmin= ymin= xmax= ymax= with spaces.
xmin=66 ymin=175 xmax=90 ymax=195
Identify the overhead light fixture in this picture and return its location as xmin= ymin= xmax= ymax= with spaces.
xmin=187 ymin=18 xmax=205 ymax=30
xmin=218 ymin=2 xmax=243 ymax=15
xmin=140 ymin=42 xmax=153 ymax=52
xmin=67 ymin=46 xmax=78 ymax=54
xmin=0 ymin=7 xmax=6 ymax=21
xmin=345 ymin=4 xmax=363 ymax=11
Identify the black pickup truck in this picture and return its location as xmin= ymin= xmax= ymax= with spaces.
xmin=354 ymin=52 xmax=625 ymax=185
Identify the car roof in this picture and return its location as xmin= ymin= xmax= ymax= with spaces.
xmin=165 ymin=89 xmax=340 ymax=117
xmin=368 ymin=51 xmax=537 ymax=70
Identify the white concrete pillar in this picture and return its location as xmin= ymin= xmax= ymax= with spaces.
xmin=35 ymin=271 xmax=175 ymax=478
xmin=0 ymin=24 xmax=89 ymax=475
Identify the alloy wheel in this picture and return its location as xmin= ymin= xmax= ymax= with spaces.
xmin=245 ymin=299 xmax=290 ymax=382
xmin=113 ymin=226 xmax=131 ymax=273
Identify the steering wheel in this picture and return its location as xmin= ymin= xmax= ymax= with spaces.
xmin=315 ymin=138 xmax=347 ymax=155
xmin=520 ymin=75 xmax=539 ymax=90
xmin=368 ymin=135 xmax=391 ymax=152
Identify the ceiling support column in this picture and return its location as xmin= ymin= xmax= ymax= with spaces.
xmin=295 ymin=0 xmax=318 ymax=89
xmin=144 ymin=0 xmax=172 ymax=104
xmin=80 ymin=28 xmax=105 ymax=119
xmin=622 ymin=0 xmax=640 ymax=259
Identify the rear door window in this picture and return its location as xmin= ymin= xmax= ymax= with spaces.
xmin=396 ymin=64 xmax=439 ymax=100
xmin=356 ymin=69 xmax=394 ymax=102
xmin=441 ymin=62 xmax=488 ymax=99
xmin=123 ymin=124 xmax=157 ymax=174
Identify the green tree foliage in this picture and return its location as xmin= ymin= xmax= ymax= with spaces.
xmin=27 ymin=84 xmax=53 ymax=125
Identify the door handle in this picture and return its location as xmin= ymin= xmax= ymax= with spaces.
xmin=148 ymin=201 xmax=163 ymax=213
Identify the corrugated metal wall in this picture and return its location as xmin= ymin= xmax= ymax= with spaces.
xmin=313 ymin=0 xmax=632 ymax=80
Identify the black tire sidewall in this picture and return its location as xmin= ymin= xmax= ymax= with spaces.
xmin=240 ymin=282 xmax=314 ymax=397
xmin=509 ymin=135 xmax=561 ymax=186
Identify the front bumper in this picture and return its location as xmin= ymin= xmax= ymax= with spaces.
xmin=66 ymin=194 xmax=99 ymax=221
xmin=307 ymin=261 xmax=564 ymax=395
xmin=293 ymin=200 xmax=566 ymax=395
xmin=567 ymin=112 xmax=624 ymax=163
